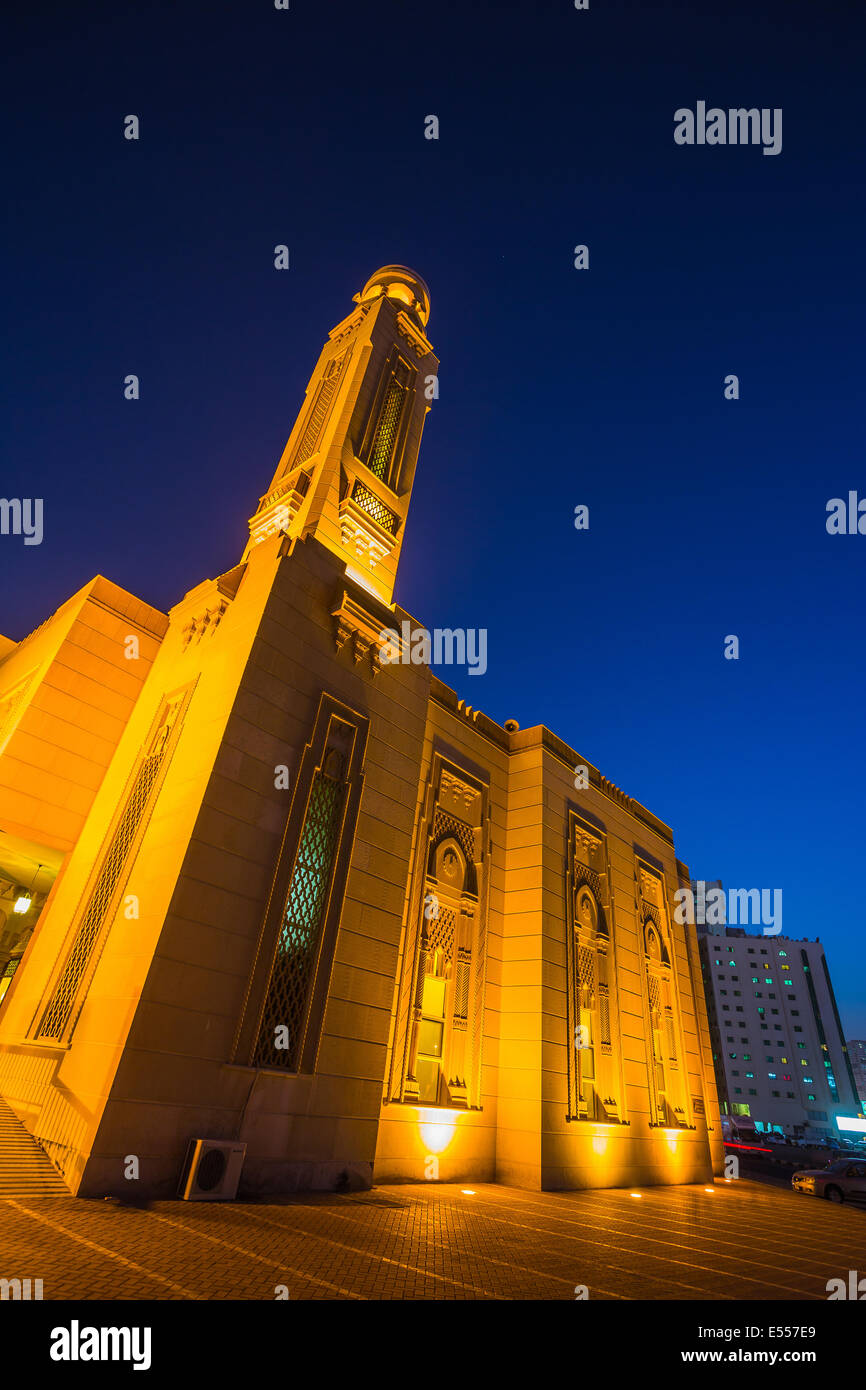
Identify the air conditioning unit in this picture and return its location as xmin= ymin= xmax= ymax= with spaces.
xmin=179 ymin=1139 xmax=246 ymax=1201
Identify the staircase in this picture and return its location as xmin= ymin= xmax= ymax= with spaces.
xmin=0 ymin=1096 xmax=68 ymax=1196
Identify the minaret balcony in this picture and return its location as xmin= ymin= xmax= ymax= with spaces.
xmin=248 ymin=471 xmax=311 ymax=547
xmin=339 ymin=482 xmax=399 ymax=569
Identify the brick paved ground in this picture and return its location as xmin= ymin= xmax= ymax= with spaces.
xmin=2 ymin=1178 xmax=864 ymax=1300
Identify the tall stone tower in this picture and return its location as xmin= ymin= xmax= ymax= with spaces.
xmin=0 ymin=267 xmax=441 ymax=1195
xmin=0 ymin=264 xmax=723 ymax=1204
xmin=245 ymin=265 xmax=438 ymax=607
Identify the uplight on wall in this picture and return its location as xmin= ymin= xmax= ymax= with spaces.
xmin=417 ymin=1109 xmax=459 ymax=1155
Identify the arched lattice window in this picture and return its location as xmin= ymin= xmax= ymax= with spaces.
xmin=409 ymin=837 xmax=471 ymax=1106
xmin=573 ymin=886 xmax=614 ymax=1119
xmin=388 ymin=761 xmax=486 ymax=1110
xmin=643 ymin=915 xmax=685 ymax=1126
xmin=566 ymin=817 xmax=623 ymax=1124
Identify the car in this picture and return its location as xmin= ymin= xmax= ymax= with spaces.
xmin=792 ymin=1159 xmax=866 ymax=1204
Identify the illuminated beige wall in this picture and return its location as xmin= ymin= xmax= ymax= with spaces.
xmin=373 ymin=681 xmax=509 ymax=1185
xmin=0 ymin=540 xmax=722 ymax=1196
xmin=0 ymin=576 xmax=166 ymax=852
xmin=375 ymin=719 xmax=723 ymax=1192
xmin=0 ymin=264 xmax=723 ymax=1199
xmin=0 ymin=534 xmax=435 ymax=1195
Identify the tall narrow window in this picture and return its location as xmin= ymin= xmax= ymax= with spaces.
xmin=294 ymin=354 xmax=346 ymax=467
xmin=237 ymin=698 xmax=368 ymax=1076
xmin=388 ymin=760 xmax=487 ymax=1111
xmin=416 ymin=914 xmax=452 ymax=1104
xmin=0 ymin=956 xmax=20 ymax=1006
xmin=35 ymin=690 xmax=191 ymax=1041
xmin=361 ymin=355 xmax=414 ymax=488
xmin=253 ymin=749 xmax=346 ymax=1071
xmin=566 ymin=816 xmax=623 ymax=1123
xmin=639 ymin=865 xmax=688 ymax=1127
xmin=572 ymin=886 xmax=616 ymax=1119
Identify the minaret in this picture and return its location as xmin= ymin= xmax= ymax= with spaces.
xmin=245 ymin=266 xmax=438 ymax=608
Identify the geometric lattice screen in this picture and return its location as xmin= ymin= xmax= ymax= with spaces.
xmin=366 ymin=376 xmax=407 ymax=482
xmin=36 ymin=746 xmax=167 ymax=1040
xmin=252 ymin=761 xmax=346 ymax=1070
xmin=294 ymin=356 xmax=344 ymax=467
xmin=351 ymin=481 xmax=398 ymax=536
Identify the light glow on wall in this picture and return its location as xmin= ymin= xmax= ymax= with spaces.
xmin=417 ymin=1109 xmax=459 ymax=1154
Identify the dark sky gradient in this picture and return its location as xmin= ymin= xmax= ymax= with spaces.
xmin=4 ymin=1 xmax=865 ymax=1035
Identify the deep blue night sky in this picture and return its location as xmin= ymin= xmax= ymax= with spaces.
xmin=3 ymin=1 xmax=865 ymax=1034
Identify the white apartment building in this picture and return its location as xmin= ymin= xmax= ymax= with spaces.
xmin=698 ymin=928 xmax=862 ymax=1139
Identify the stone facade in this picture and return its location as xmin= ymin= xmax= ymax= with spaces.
xmin=0 ymin=266 xmax=723 ymax=1196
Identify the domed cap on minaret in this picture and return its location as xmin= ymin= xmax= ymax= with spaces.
xmin=357 ymin=265 xmax=431 ymax=330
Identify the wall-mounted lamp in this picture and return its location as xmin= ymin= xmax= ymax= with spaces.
xmin=13 ymin=863 xmax=42 ymax=915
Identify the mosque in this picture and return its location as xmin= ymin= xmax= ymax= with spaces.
xmin=0 ymin=266 xmax=723 ymax=1196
